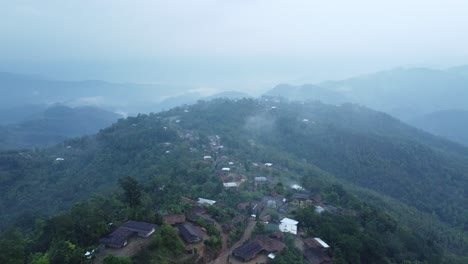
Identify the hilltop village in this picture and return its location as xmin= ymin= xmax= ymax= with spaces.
xmin=3 ymin=99 xmax=448 ymax=264
xmin=96 ymin=153 xmax=335 ymax=264
xmin=92 ymin=109 xmax=341 ymax=264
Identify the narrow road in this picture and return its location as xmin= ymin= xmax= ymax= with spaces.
xmin=209 ymin=218 xmax=256 ymax=264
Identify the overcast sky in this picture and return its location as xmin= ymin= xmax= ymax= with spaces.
xmin=2 ymin=0 xmax=468 ymax=91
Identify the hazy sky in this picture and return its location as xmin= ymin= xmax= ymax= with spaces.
xmin=2 ymin=0 xmax=468 ymax=91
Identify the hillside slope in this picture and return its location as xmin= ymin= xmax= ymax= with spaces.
xmin=410 ymin=109 xmax=468 ymax=146
xmin=1 ymin=99 xmax=467 ymax=260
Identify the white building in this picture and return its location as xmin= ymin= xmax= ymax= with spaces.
xmin=279 ymin=218 xmax=298 ymax=235
xmin=223 ymin=182 xmax=238 ymax=188
xmin=221 ymin=167 xmax=231 ymax=171
xmin=203 ymin=156 xmax=212 ymax=160
xmin=255 ymin=177 xmax=267 ymax=182
xmin=198 ymin=198 xmax=216 ymax=206
xmin=315 ymin=206 xmax=325 ymax=214
xmin=291 ymin=184 xmax=305 ymax=191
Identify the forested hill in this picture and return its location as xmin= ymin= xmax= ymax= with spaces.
xmin=1 ymin=98 xmax=468 ymax=262
xmin=409 ymin=109 xmax=468 ymax=146
xmin=0 ymin=105 xmax=121 ymax=149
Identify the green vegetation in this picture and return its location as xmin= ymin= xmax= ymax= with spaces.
xmin=0 ymin=98 xmax=467 ymax=263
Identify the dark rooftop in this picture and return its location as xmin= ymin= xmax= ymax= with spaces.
xmin=292 ymin=193 xmax=311 ymax=200
xmin=178 ymin=223 xmax=203 ymax=243
xmin=163 ymin=214 xmax=186 ymax=225
xmin=304 ymin=249 xmax=332 ymax=264
xmin=190 ymin=212 xmax=216 ymax=224
xmin=99 ymin=227 xmax=133 ymax=247
xmin=254 ymin=235 xmax=286 ymax=253
xmin=122 ymin=220 xmax=156 ymax=232
xmin=232 ymin=241 xmax=263 ymax=261
xmin=269 ymin=230 xmax=284 ymax=240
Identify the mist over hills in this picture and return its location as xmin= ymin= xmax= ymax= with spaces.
xmin=0 ymin=71 xmax=190 ymax=116
xmin=0 ymin=105 xmax=121 ymax=149
xmin=409 ymin=109 xmax=468 ymax=146
xmin=266 ymin=66 xmax=468 ymax=146
xmin=0 ymin=72 xmax=253 ymax=121
xmin=266 ymin=67 xmax=468 ymax=120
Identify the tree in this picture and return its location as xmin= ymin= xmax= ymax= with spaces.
xmin=29 ymin=253 xmax=50 ymax=264
xmin=48 ymin=240 xmax=81 ymax=264
xmin=118 ymin=176 xmax=142 ymax=208
xmin=0 ymin=228 xmax=25 ymax=264
xmin=103 ymin=255 xmax=131 ymax=264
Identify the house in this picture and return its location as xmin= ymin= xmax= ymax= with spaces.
xmin=304 ymin=237 xmax=330 ymax=251
xmin=223 ymin=182 xmax=238 ymax=188
xmin=304 ymin=250 xmax=332 ymax=264
xmin=254 ymin=177 xmax=267 ymax=182
xmin=277 ymin=203 xmax=288 ymax=214
xmin=264 ymin=163 xmax=273 ymax=167
xmin=221 ymin=167 xmax=231 ymax=171
xmin=254 ymin=235 xmax=286 ymax=253
xmin=55 ymin=157 xmax=65 ymax=161
xmin=292 ymin=193 xmax=310 ymax=201
xmin=198 ymin=198 xmax=216 ymax=206
xmin=203 ymin=155 xmax=212 ymax=160
xmin=291 ymin=184 xmax=305 ymax=191
xmin=232 ymin=241 xmax=264 ymax=262
xmin=262 ymin=195 xmax=284 ymax=209
xmin=269 ymin=230 xmax=284 ymax=241
xmin=279 ymin=218 xmax=298 ymax=235
xmin=315 ymin=206 xmax=325 ymax=214
xmin=121 ymin=220 xmax=156 ymax=237
xmin=163 ymin=214 xmax=186 ymax=226
xmin=190 ymin=212 xmax=216 ymax=225
xmin=303 ymin=237 xmax=332 ymax=264
xmin=99 ymin=227 xmax=133 ymax=248
xmin=191 ymin=205 xmax=208 ymax=215
xmin=181 ymin=196 xmax=198 ymax=205
xmin=178 ymin=223 xmax=203 ymax=243
xmin=84 ymin=250 xmax=94 ymax=259
xmin=260 ymin=215 xmax=271 ymax=223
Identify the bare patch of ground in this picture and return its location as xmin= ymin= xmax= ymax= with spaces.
xmin=94 ymin=236 xmax=153 ymax=264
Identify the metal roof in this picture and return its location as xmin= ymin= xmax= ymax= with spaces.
xmin=122 ymin=220 xmax=156 ymax=232
xmin=280 ymin=218 xmax=298 ymax=225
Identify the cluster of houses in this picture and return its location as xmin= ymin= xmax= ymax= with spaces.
xmin=231 ymin=217 xmax=332 ymax=263
xmin=99 ymin=197 xmax=220 ymax=256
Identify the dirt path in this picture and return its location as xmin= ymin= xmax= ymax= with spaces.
xmin=209 ymin=219 xmax=256 ymax=264
xmin=94 ymin=236 xmax=153 ymax=264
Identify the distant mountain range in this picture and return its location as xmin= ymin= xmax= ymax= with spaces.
xmin=0 ymin=72 xmax=252 ymax=149
xmin=3 ymin=65 xmax=468 ymax=148
xmin=265 ymin=66 xmax=468 ymax=145
xmin=0 ymin=71 xmax=191 ymax=116
xmin=266 ymin=66 xmax=468 ymax=120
